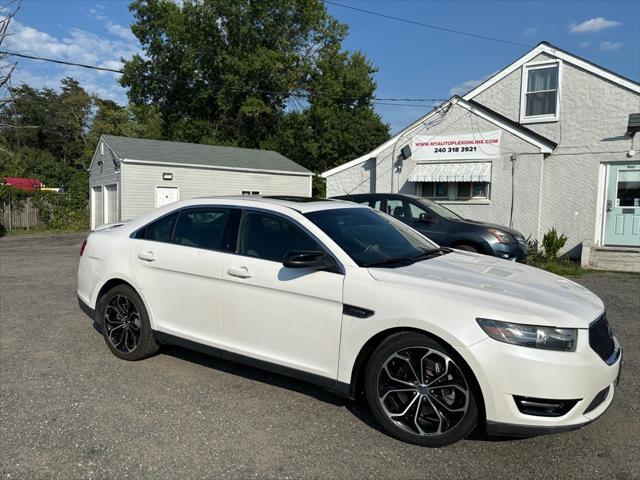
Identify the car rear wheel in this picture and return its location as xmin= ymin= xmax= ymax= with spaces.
xmin=98 ymin=284 xmax=159 ymax=361
xmin=364 ymin=332 xmax=479 ymax=447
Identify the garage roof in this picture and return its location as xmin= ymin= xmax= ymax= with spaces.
xmin=99 ymin=135 xmax=311 ymax=175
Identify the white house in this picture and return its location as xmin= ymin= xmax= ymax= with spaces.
xmin=322 ymin=42 xmax=640 ymax=271
xmin=89 ymin=135 xmax=312 ymax=230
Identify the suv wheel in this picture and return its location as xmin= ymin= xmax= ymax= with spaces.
xmin=98 ymin=284 xmax=159 ymax=361
xmin=364 ymin=332 xmax=479 ymax=447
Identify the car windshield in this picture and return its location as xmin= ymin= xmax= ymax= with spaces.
xmin=416 ymin=197 xmax=463 ymax=220
xmin=305 ymin=207 xmax=442 ymax=267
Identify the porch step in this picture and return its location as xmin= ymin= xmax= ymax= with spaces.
xmin=589 ymin=247 xmax=640 ymax=272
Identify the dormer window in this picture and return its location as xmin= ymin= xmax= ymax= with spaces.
xmin=520 ymin=61 xmax=561 ymax=123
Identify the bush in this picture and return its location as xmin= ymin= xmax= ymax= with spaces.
xmin=541 ymin=228 xmax=568 ymax=261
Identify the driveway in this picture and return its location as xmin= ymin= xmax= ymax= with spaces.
xmin=1 ymin=233 xmax=638 ymax=479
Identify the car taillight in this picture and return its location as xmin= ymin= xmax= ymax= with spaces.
xmin=80 ymin=239 xmax=87 ymax=257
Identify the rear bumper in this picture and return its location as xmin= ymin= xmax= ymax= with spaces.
xmin=78 ymin=295 xmax=95 ymax=322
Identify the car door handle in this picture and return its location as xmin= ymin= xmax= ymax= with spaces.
xmin=137 ymin=251 xmax=156 ymax=262
xmin=226 ymin=266 xmax=253 ymax=278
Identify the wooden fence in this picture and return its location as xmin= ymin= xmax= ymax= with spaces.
xmin=1 ymin=198 xmax=45 ymax=230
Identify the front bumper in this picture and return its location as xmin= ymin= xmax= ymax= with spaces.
xmin=462 ymin=331 xmax=621 ymax=435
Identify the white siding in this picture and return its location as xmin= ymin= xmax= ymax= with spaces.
xmin=121 ymin=163 xmax=311 ymax=220
xmin=89 ymin=139 xmax=120 ymax=228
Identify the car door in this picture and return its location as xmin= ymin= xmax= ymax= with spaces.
xmin=132 ymin=206 xmax=235 ymax=348
xmin=220 ymin=209 xmax=344 ymax=381
xmin=404 ymin=199 xmax=450 ymax=245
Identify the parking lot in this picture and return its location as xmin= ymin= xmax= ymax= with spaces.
xmin=1 ymin=232 xmax=638 ymax=479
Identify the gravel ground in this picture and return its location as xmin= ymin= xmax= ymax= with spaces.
xmin=1 ymin=232 xmax=638 ymax=479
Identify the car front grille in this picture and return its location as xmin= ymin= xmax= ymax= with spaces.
xmin=589 ymin=314 xmax=616 ymax=363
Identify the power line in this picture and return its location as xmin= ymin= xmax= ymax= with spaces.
xmin=1 ymin=51 xmax=123 ymax=73
xmin=323 ymin=1 xmax=533 ymax=49
xmin=1 ymin=50 xmax=447 ymax=105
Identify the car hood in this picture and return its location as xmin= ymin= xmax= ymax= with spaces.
xmin=367 ymin=251 xmax=603 ymax=328
xmin=453 ymin=219 xmax=524 ymax=239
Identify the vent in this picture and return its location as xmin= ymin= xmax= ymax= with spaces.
xmin=584 ymin=386 xmax=610 ymax=414
xmin=628 ymin=113 xmax=640 ymax=135
xmin=513 ymin=396 xmax=579 ymax=417
xmin=589 ymin=314 xmax=616 ymax=364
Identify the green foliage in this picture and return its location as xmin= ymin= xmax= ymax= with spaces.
xmin=541 ymin=228 xmax=568 ymax=261
xmin=122 ymin=0 xmax=390 ymax=175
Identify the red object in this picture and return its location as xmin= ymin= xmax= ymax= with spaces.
xmin=79 ymin=239 xmax=88 ymax=257
xmin=3 ymin=177 xmax=43 ymax=191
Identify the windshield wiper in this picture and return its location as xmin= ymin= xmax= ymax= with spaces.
xmin=363 ymin=256 xmax=416 ymax=268
xmin=417 ymin=247 xmax=453 ymax=259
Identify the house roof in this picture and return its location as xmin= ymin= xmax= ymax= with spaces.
xmin=99 ymin=135 xmax=311 ymax=175
xmin=463 ymin=41 xmax=640 ymax=100
xmin=320 ymin=96 xmax=556 ymax=178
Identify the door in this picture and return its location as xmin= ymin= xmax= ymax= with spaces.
xmin=105 ymin=184 xmax=118 ymax=224
xmin=132 ymin=207 xmax=235 ymax=347
xmin=93 ymin=186 xmax=103 ymax=229
xmin=604 ymin=163 xmax=640 ymax=247
xmin=220 ymin=210 xmax=344 ymax=380
xmin=156 ymin=186 xmax=179 ymax=208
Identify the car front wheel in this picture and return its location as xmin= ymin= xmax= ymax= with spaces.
xmin=364 ymin=332 xmax=479 ymax=446
xmin=98 ymin=284 xmax=159 ymax=361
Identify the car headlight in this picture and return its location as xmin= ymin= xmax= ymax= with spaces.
xmin=476 ymin=318 xmax=577 ymax=351
xmin=487 ymin=228 xmax=513 ymax=244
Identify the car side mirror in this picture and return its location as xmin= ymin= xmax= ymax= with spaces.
xmin=419 ymin=213 xmax=436 ymax=223
xmin=283 ymin=250 xmax=336 ymax=271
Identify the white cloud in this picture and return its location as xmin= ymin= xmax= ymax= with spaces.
xmin=579 ymin=41 xmax=593 ymax=48
xmin=88 ymin=7 xmax=137 ymax=42
xmin=569 ymin=17 xmax=621 ymax=33
xmin=448 ymin=72 xmax=497 ymax=97
xmin=522 ymin=27 xmax=537 ymax=39
xmin=5 ymin=19 xmax=142 ymax=104
xmin=598 ymin=41 xmax=623 ymax=51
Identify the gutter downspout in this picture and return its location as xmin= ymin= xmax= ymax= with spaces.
xmin=536 ymin=153 xmax=545 ymax=241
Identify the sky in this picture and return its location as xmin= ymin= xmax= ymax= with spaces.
xmin=5 ymin=0 xmax=640 ymax=133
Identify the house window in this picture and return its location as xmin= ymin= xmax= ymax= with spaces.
xmin=521 ymin=61 xmax=560 ymax=123
xmin=420 ymin=182 xmax=489 ymax=201
xmin=241 ymin=190 xmax=260 ymax=195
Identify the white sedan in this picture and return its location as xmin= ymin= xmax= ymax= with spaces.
xmin=77 ymin=196 xmax=621 ymax=446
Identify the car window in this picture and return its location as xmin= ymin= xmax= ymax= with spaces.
xmin=386 ymin=199 xmax=408 ymax=220
xmin=172 ymin=208 xmax=230 ymax=250
xmin=407 ymin=201 xmax=428 ymax=221
xmin=136 ymin=212 xmax=178 ymax=242
xmin=237 ymin=211 xmax=320 ymax=262
xmin=305 ymin=208 xmax=437 ymax=267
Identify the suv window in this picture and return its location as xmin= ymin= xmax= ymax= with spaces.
xmin=135 ymin=212 xmax=178 ymax=242
xmin=237 ymin=211 xmax=319 ymax=262
xmin=173 ymin=208 xmax=230 ymax=250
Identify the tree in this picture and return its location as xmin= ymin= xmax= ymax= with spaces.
xmin=122 ymin=0 xmax=389 ymax=180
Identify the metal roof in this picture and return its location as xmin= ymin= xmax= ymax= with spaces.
xmin=408 ymin=162 xmax=492 ymax=183
xmin=100 ymin=135 xmax=311 ymax=175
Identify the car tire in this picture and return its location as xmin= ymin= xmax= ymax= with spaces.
xmin=455 ymin=244 xmax=478 ymax=253
xmin=97 ymin=284 xmax=159 ymax=361
xmin=364 ymin=332 xmax=479 ymax=447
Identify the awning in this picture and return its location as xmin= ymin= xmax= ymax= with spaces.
xmin=408 ymin=162 xmax=491 ymax=182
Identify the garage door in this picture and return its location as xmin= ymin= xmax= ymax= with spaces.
xmin=93 ymin=186 xmax=104 ymax=229
xmin=105 ymin=184 xmax=118 ymax=224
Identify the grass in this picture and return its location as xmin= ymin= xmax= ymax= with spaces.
xmin=528 ymin=257 xmax=590 ymax=277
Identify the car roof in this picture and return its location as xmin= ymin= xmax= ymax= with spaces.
xmin=334 ymin=193 xmax=422 ymax=200
xmin=192 ymin=195 xmax=363 ymax=213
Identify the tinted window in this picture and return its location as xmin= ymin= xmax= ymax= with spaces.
xmin=173 ymin=208 xmax=230 ymax=250
xmin=237 ymin=211 xmax=319 ymax=262
xmin=136 ymin=212 xmax=178 ymax=242
xmin=305 ymin=208 xmax=437 ymax=267
xmin=386 ymin=199 xmax=407 ymax=219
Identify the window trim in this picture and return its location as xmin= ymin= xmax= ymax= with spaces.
xmin=519 ymin=59 xmax=562 ymax=124
xmin=233 ymin=207 xmax=345 ymax=274
xmin=418 ymin=181 xmax=490 ymax=202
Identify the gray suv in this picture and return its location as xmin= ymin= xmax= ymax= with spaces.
xmin=333 ymin=193 xmax=528 ymax=262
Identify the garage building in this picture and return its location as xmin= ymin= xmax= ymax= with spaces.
xmin=89 ymin=135 xmax=312 ymax=229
